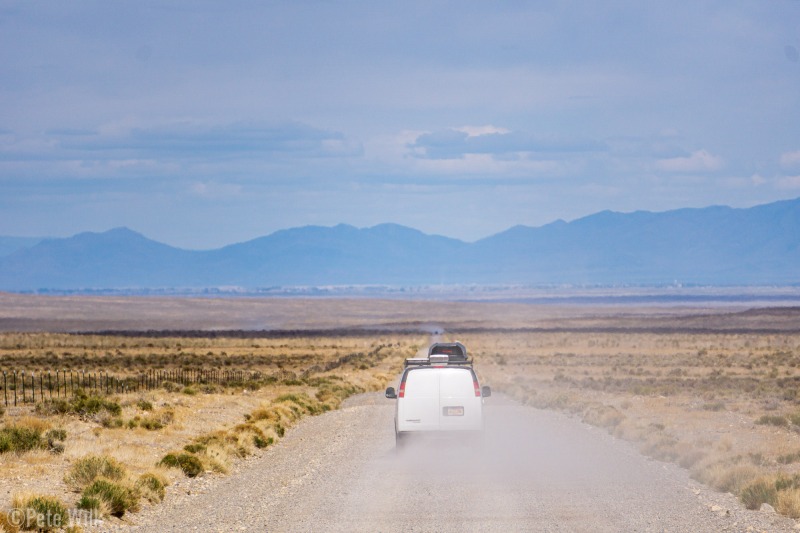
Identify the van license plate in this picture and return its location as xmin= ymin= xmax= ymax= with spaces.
xmin=443 ymin=406 xmax=464 ymax=416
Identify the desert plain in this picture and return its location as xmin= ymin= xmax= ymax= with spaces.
xmin=0 ymin=291 xmax=799 ymax=530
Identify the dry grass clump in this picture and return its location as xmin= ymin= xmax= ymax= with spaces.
xmin=7 ymin=492 xmax=69 ymax=532
xmin=740 ymin=477 xmax=779 ymax=509
xmin=694 ymin=461 xmax=761 ymax=496
xmin=77 ymin=479 xmax=139 ymax=517
xmin=64 ymin=454 xmax=126 ymax=491
xmin=0 ymin=417 xmax=66 ymax=455
xmin=65 ymin=454 xmax=144 ymax=518
xmin=581 ymin=405 xmax=625 ymax=429
xmin=102 ymin=405 xmax=175 ymax=431
xmin=35 ymin=390 xmax=121 ymax=421
xmin=158 ymin=452 xmax=205 ymax=477
xmin=734 ymin=474 xmax=800 ymax=512
xmin=776 ymin=488 xmax=800 ymax=518
xmin=755 ymin=414 xmax=789 ymax=427
xmin=135 ymin=471 xmax=168 ymax=503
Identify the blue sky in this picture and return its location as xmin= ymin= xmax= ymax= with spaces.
xmin=1 ymin=1 xmax=799 ymax=249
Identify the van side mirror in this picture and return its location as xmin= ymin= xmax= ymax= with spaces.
xmin=481 ymin=386 xmax=492 ymax=398
xmin=385 ymin=387 xmax=397 ymax=399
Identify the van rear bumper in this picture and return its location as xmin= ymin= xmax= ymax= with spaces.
xmin=396 ymin=429 xmax=484 ymax=448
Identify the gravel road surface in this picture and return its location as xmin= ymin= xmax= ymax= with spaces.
xmin=104 ymin=393 xmax=797 ymax=532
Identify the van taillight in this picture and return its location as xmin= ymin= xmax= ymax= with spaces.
xmin=473 ymin=380 xmax=481 ymax=397
xmin=398 ymin=381 xmax=406 ymax=398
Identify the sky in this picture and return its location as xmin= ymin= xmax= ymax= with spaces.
xmin=1 ymin=1 xmax=800 ymax=250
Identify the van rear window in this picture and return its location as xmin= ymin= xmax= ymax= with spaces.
xmin=439 ymin=369 xmax=475 ymax=397
xmin=404 ymin=369 xmax=439 ymax=396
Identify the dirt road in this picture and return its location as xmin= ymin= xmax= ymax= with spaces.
xmin=110 ymin=393 xmax=796 ymax=532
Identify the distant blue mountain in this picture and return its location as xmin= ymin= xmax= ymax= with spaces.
xmin=0 ymin=236 xmax=45 ymax=257
xmin=0 ymin=198 xmax=797 ymax=290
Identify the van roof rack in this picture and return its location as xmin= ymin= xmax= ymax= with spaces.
xmin=404 ymin=355 xmax=473 ymax=367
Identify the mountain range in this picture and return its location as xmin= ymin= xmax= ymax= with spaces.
xmin=1 ymin=198 xmax=798 ymax=290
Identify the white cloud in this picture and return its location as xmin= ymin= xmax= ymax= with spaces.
xmin=780 ymin=150 xmax=800 ymax=169
xmin=776 ymin=175 xmax=800 ymax=190
xmin=455 ymin=125 xmax=511 ymax=138
xmin=655 ymin=150 xmax=724 ymax=173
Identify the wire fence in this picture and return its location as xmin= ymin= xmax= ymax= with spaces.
xmin=1 ymin=368 xmax=265 ymax=407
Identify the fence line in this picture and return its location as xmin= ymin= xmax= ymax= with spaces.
xmin=0 ymin=368 xmax=264 ymax=407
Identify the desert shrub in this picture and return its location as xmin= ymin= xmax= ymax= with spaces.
xmin=315 ymin=381 xmax=365 ymax=410
xmin=582 ymin=405 xmax=625 ymax=428
xmin=741 ymin=478 xmax=778 ymax=510
xmin=64 ymin=455 xmax=126 ymax=491
xmin=44 ymin=428 xmax=66 ymax=441
xmin=778 ymin=452 xmax=800 ymax=465
xmin=44 ymin=428 xmax=67 ymax=454
xmin=160 ymin=381 xmax=181 ymax=393
xmin=36 ymin=390 xmax=121 ymax=419
xmin=135 ymin=472 xmax=168 ymax=503
xmin=158 ymin=452 xmax=203 ymax=477
xmin=777 ymin=488 xmax=800 ymax=518
xmin=138 ymin=416 xmax=164 ymax=430
xmin=692 ymin=463 xmax=759 ymax=495
xmin=774 ymin=474 xmax=800 ymax=491
xmin=136 ymin=399 xmax=153 ymax=411
xmin=276 ymin=393 xmax=325 ymax=416
xmin=199 ymin=383 xmax=222 ymax=394
xmin=254 ymin=434 xmax=274 ymax=449
xmin=0 ymin=425 xmax=44 ymax=454
xmin=101 ymin=416 xmax=124 ymax=428
xmin=11 ymin=493 xmax=69 ymax=531
xmin=79 ymin=479 xmax=139 ymax=517
xmin=755 ymin=414 xmax=789 ymax=427
xmin=183 ymin=443 xmax=206 ymax=454
xmin=702 ymin=401 xmax=726 ymax=411
xmin=0 ymin=511 xmax=19 ymax=532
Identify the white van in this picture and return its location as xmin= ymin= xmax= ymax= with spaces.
xmin=385 ymin=344 xmax=491 ymax=446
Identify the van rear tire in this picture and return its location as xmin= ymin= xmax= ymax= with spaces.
xmin=395 ymin=431 xmax=407 ymax=452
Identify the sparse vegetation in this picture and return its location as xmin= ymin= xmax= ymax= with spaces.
xmin=64 ymin=455 xmax=126 ymax=491
xmin=136 ymin=471 xmax=168 ymax=503
xmin=0 ymin=418 xmax=65 ymax=455
xmin=78 ymin=479 xmax=139 ymax=517
xmin=35 ymin=390 xmax=121 ymax=420
xmin=755 ymin=414 xmax=789 ymax=427
xmin=9 ymin=493 xmax=69 ymax=531
xmin=471 ymin=328 xmax=800 ymax=519
xmin=5 ymin=302 xmax=799 ymax=522
xmin=158 ymin=452 xmax=204 ymax=477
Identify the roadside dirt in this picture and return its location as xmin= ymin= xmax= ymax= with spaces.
xmin=100 ymin=392 xmax=798 ymax=532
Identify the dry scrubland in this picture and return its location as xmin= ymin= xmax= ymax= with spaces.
xmin=467 ymin=327 xmax=800 ymax=518
xmin=1 ymin=293 xmax=800 ymax=527
xmin=0 ymin=332 xmax=418 ymax=531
